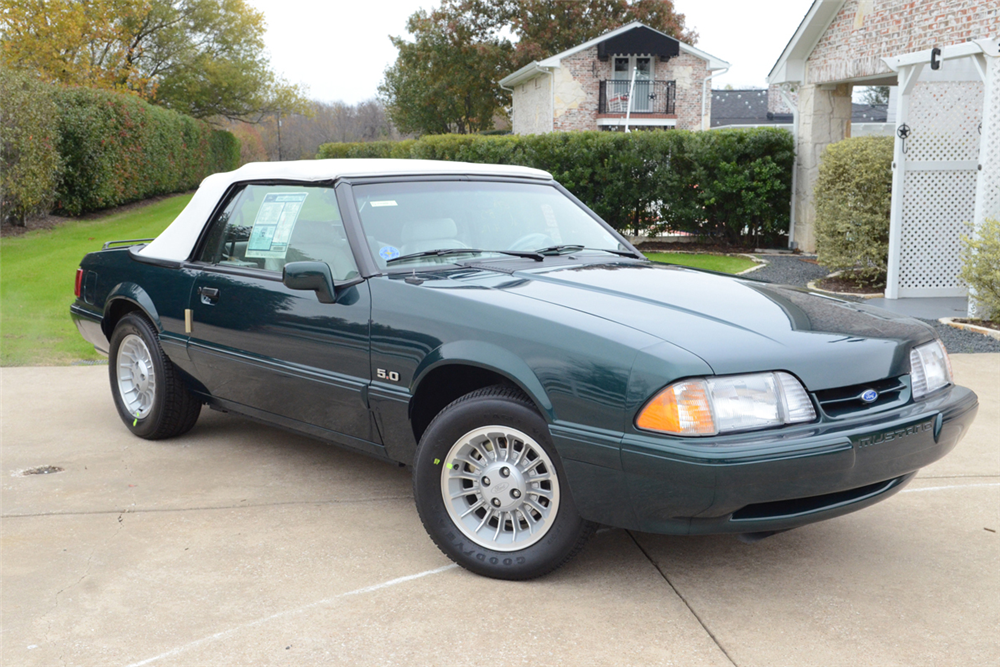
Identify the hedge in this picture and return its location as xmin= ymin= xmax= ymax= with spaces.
xmin=0 ymin=69 xmax=241 ymax=219
xmin=814 ymin=136 xmax=894 ymax=281
xmin=54 ymin=87 xmax=240 ymax=215
xmin=317 ymin=129 xmax=794 ymax=246
xmin=0 ymin=70 xmax=62 ymax=224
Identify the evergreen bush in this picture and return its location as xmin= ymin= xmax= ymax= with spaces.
xmin=960 ymin=218 xmax=1000 ymax=320
xmin=814 ymin=136 xmax=894 ymax=281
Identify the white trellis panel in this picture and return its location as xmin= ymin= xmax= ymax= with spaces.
xmin=897 ymin=80 xmax=983 ymax=297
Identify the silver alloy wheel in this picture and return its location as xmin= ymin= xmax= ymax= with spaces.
xmin=441 ymin=426 xmax=560 ymax=552
xmin=116 ymin=334 xmax=156 ymax=419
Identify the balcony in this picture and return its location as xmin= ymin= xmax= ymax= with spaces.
xmin=598 ymin=80 xmax=676 ymax=115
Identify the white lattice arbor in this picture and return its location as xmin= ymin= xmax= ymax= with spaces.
xmin=883 ymin=40 xmax=1000 ymax=316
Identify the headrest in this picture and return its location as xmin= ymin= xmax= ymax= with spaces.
xmin=401 ymin=218 xmax=458 ymax=243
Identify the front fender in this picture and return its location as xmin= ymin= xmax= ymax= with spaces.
xmin=412 ymin=340 xmax=554 ymax=421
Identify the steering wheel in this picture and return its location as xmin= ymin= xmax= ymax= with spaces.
xmin=507 ymin=233 xmax=553 ymax=252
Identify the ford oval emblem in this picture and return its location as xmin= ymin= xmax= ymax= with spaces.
xmin=860 ymin=389 xmax=878 ymax=403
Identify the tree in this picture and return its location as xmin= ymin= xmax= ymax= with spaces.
xmin=502 ymin=0 xmax=697 ymax=67
xmin=379 ymin=6 xmax=513 ymax=135
xmin=379 ymin=0 xmax=696 ymax=135
xmin=0 ymin=0 xmax=308 ymax=122
xmin=859 ymin=85 xmax=890 ymax=106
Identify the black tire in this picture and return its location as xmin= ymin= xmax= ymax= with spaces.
xmin=413 ymin=385 xmax=595 ymax=580
xmin=108 ymin=312 xmax=201 ymax=440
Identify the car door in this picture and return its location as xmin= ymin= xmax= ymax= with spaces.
xmin=186 ymin=182 xmax=378 ymax=449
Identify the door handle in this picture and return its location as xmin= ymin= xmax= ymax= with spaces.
xmin=198 ymin=286 xmax=220 ymax=304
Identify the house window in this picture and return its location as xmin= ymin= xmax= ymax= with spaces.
xmin=611 ymin=55 xmax=654 ymax=112
xmin=612 ymin=55 xmax=653 ymax=81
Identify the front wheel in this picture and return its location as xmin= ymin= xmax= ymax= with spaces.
xmin=413 ymin=385 xmax=595 ymax=579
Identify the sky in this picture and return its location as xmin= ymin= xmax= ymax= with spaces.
xmin=247 ymin=0 xmax=817 ymax=105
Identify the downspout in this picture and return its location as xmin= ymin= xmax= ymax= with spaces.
xmin=499 ymin=80 xmax=515 ymax=132
xmin=701 ymin=66 xmax=729 ymax=131
xmin=778 ymin=85 xmax=799 ymax=249
xmin=548 ymin=67 xmax=555 ymax=133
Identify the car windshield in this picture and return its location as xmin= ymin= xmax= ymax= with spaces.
xmin=352 ymin=181 xmax=625 ymax=269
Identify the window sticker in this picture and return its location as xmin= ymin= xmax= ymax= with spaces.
xmin=246 ymin=192 xmax=308 ymax=259
xmin=379 ymin=245 xmax=401 ymax=261
xmin=370 ymin=200 xmax=398 ymax=207
xmin=540 ymin=204 xmax=563 ymax=243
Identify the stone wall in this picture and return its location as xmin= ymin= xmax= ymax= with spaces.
xmin=793 ymin=83 xmax=854 ymax=252
xmin=553 ymin=47 xmax=605 ymax=132
xmin=511 ymin=72 xmax=553 ymax=135
xmin=666 ymin=51 xmax=713 ymax=130
xmin=806 ymin=0 xmax=997 ymax=85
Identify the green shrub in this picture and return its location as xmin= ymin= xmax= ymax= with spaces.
xmin=814 ymin=136 xmax=894 ymax=281
xmin=0 ymin=69 xmax=62 ymax=225
xmin=316 ymin=128 xmax=794 ymax=245
xmin=960 ymin=218 xmax=1000 ymax=320
xmin=53 ymin=86 xmax=241 ymax=215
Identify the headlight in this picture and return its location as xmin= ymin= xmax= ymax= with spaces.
xmin=636 ymin=371 xmax=816 ymax=437
xmin=910 ymin=340 xmax=952 ymax=399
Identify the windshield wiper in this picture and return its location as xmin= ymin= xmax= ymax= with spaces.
xmin=386 ymin=248 xmax=544 ymax=264
xmin=534 ymin=244 xmax=643 ymax=258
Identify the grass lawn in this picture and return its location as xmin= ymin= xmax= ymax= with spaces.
xmin=644 ymin=252 xmax=758 ymax=274
xmin=1 ymin=195 xmax=192 ymax=366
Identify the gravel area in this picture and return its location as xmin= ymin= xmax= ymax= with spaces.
xmin=919 ymin=318 xmax=1000 ymax=354
xmin=745 ymin=254 xmax=830 ymax=286
xmin=747 ymin=254 xmax=1000 ymax=354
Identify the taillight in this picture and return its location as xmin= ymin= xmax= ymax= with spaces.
xmin=75 ymin=269 xmax=84 ymax=298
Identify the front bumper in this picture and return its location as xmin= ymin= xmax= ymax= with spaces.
xmin=553 ymin=384 xmax=978 ymax=535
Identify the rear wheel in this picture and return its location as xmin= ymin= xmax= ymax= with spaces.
xmin=413 ymin=385 xmax=594 ymax=579
xmin=109 ymin=313 xmax=201 ymax=439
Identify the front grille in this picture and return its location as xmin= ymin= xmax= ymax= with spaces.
xmin=813 ymin=375 xmax=909 ymax=419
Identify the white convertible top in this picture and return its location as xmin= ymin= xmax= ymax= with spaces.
xmin=139 ymin=159 xmax=553 ymax=262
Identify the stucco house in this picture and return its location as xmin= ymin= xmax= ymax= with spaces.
xmin=499 ymin=22 xmax=729 ymax=134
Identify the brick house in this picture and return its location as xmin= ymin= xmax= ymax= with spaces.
xmin=767 ymin=0 xmax=997 ymax=253
xmin=499 ymin=23 xmax=729 ymax=134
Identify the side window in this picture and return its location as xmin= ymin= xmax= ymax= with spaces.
xmin=199 ymin=184 xmax=359 ymax=281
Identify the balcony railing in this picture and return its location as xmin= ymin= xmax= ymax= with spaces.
xmin=598 ymin=80 xmax=675 ymax=115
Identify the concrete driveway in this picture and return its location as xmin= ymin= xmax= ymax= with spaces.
xmin=3 ymin=355 xmax=998 ymax=667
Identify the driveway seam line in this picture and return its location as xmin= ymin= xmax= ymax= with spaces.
xmin=1 ymin=495 xmax=415 ymax=518
xmin=626 ymin=530 xmax=738 ymax=667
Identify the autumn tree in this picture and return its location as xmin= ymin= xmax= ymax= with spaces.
xmin=0 ymin=0 xmax=308 ymax=122
xmin=380 ymin=0 xmax=696 ymax=135
xmin=379 ymin=7 xmax=513 ymax=135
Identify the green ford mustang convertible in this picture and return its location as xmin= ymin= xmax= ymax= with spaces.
xmin=71 ymin=159 xmax=979 ymax=579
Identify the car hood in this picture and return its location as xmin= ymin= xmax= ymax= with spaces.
xmin=491 ymin=261 xmax=934 ymax=391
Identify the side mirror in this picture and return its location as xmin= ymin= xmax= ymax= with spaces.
xmin=282 ymin=261 xmax=362 ymax=304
